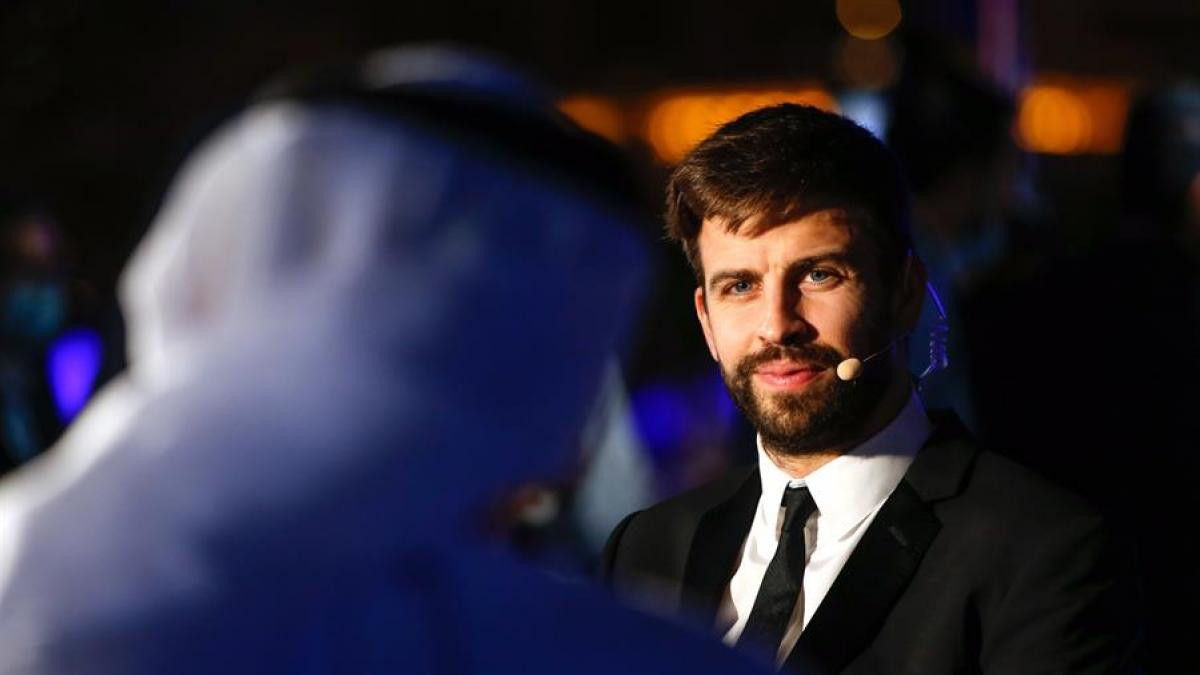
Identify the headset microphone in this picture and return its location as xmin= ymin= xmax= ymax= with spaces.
xmin=834 ymin=281 xmax=950 ymax=387
xmin=835 ymin=341 xmax=897 ymax=381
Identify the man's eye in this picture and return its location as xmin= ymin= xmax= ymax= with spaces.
xmin=805 ymin=269 xmax=839 ymax=285
xmin=729 ymin=280 xmax=753 ymax=294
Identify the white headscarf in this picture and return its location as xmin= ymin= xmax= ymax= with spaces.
xmin=0 ymin=47 xmax=649 ymax=671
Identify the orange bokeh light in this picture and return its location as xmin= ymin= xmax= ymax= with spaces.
xmin=643 ymin=87 xmax=839 ymax=164
xmin=1018 ymin=86 xmax=1092 ymax=154
xmin=1017 ymin=79 xmax=1129 ymax=155
xmin=836 ymin=0 xmax=902 ymax=40
xmin=557 ymin=94 xmax=627 ymax=144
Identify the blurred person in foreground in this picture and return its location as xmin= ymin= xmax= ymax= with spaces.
xmin=0 ymin=46 xmax=772 ymax=675
xmin=602 ymin=104 xmax=1141 ymax=673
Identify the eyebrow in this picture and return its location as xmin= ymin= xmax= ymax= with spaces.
xmin=706 ymin=252 xmax=855 ymax=292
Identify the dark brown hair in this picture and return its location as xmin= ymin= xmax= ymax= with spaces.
xmin=665 ymin=103 xmax=913 ymax=283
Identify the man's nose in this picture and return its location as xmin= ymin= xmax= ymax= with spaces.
xmin=756 ymin=284 xmax=811 ymax=345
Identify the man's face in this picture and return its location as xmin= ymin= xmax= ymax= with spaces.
xmin=693 ymin=208 xmax=900 ymax=455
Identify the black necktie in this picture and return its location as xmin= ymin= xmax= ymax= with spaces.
xmin=740 ymin=485 xmax=818 ymax=656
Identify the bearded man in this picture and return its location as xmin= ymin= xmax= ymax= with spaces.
xmin=602 ymin=104 xmax=1141 ymax=674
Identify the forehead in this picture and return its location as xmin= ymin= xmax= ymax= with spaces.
xmin=696 ymin=208 xmax=868 ymax=279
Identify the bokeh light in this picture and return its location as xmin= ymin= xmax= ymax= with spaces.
xmin=643 ymin=87 xmax=838 ymax=164
xmin=836 ymin=0 xmax=902 ymax=40
xmin=1019 ymin=86 xmax=1093 ymax=154
xmin=839 ymin=90 xmax=889 ymax=139
xmin=1017 ymin=79 xmax=1129 ymax=155
xmin=46 ymin=327 xmax=103 ymax=423
xmin=833 ymin=35 xmax=901 ymax=90
xmin=557 ymin=94 xmax=627 ymax=143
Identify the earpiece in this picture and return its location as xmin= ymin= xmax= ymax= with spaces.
xmin=916 ymin=281 xmax=949 ymax=385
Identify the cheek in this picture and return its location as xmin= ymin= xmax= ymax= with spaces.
xmin=706 ymin=306 xmax=756 ymax=356
xmin=802 ymin=294 xmax=874 ymax=349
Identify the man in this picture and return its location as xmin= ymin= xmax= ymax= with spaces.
xmin=602 ymin=104 xmax=1140 ymax=674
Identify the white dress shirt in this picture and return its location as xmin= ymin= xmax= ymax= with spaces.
xmin=719 ymin=392 xmax=933 ymax=663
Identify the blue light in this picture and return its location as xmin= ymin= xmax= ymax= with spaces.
xmin=708 ymin=371 xmax=739 ymax=426
xmin=839 ymin=90 xmax=890 ymax=140
xmin=631 ymin=373 xmax=742 ymax=463
xmin=630 ymin=383 xmax=691 ymax=461
xmin=46 ymin=327 xmax=103 ymax=423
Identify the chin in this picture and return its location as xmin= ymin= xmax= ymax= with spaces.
xmin=754 ymin=389 xmax=859 ymax=452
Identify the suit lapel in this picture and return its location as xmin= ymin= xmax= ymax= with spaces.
xmin=784 ymin=411 xmax=976 ymax=674
xmin=680 ymin=467 xmax=761 ymax=622
xmin=785 ymin=480 xmax=940 ymax=674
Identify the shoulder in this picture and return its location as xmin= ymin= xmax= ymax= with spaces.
xmin=906 ymin=414 xmax=1122 ymax=580
xmin=916 ymin=436 xmax=1133 ymax=612
xmin=949 ymin=448 xmax=1102 ymax=532
xmin=627 ymin=465 xmax=757 ymax=531
xmin=911 ymin=411 xmax=1102 ymax=533
xmin=601 ymin=465 xmax=756 ymax=583
xmin=942 ymin=452 xmax=1142 ymax=671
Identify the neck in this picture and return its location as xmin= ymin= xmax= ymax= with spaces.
xmin=763 ymin=365 xmax=912 ymax=479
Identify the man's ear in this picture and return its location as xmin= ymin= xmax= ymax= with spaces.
xmin=895 ymin=253 xmax=928 ymax=334
xmin=694 ymin=286 xmax=720 ymax=362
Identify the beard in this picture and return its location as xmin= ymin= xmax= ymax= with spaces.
xmin=721 ymin=340 xmax=891 ymax=456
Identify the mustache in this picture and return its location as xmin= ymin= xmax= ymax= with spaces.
xmin=733 ymin=343 xmax=844 ymax=379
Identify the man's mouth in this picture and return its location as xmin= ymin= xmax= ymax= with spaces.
xmin=753 ymin=361 xmax=826 ymax=391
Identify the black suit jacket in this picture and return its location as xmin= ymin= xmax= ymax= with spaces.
xmin=602 ymin=413 xmax=1141 ymax=674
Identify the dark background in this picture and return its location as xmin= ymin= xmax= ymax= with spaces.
xmin=2 ymin=0 xmax=1198 ymax=296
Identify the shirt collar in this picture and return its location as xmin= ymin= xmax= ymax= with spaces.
xmin=756 ymin=391 xmax=932 ymax=539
